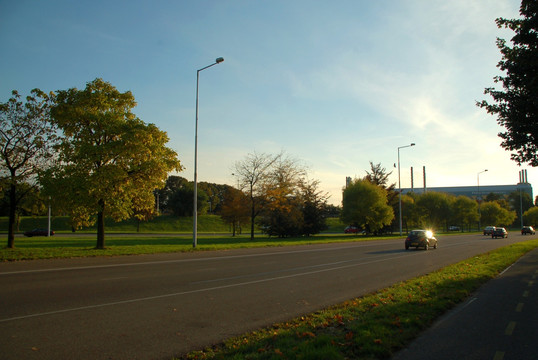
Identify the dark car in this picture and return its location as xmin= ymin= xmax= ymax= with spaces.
xmin=405 ymin=230 xmax=438 ymax=250
xmin=492 ymin=227 xmax=508 ymax=238
xmin=23 ymin=228 xmax=54 ymax=237
xmin=521 ymin=226 xmax=536 ymax=235
xmin=483 ymin=226 xmax=496 ymax=235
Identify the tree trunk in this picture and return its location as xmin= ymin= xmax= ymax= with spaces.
xmin=250 ymin=202 xmax=255 ymax=241
xmin=96 ymin=200 xmax=106 ymax=249
xmin=7 ymin=183 xmax=16 ymax=248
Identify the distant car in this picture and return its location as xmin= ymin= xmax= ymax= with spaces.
xmin=23 ymin=228 xmax=54 ymax=237
xmin=344 ymin=226 xmax=361 ymax=234
xmin=405 ymin=230 xmax=438 ymax=250
xmin=448 ymin=226 xmax=460 ymax=231
xmin=521 ymin=226 xmax=536 ymax=235
xmin=483 ymin=226 xmax=496 ymax=235
xmin=492 ymin=227 xmax=508 ymax=239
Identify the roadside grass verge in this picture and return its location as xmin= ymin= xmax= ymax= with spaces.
xmin=0 ymin=234 xmax=388 ymax=261
xmin=179 ymin=240 xmax=538 ymax=360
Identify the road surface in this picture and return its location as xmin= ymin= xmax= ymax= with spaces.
xmin=0 ymin=233 xmax=533 ymax=359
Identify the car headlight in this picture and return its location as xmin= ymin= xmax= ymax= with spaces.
xmin=426 ymin=230 xmax=433 ymax=238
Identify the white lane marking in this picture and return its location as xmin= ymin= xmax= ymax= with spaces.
xmin=0 ymin=251 xmax=420 ymax=323
xmin=0 ymin=241 xmax=411 ymax=276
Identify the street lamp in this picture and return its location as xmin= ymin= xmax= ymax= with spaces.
xmin=398 ymin=143 xmax=415 ymax=236
xmin=193 ymin=57 xmax=224 ymax=248
xmin=477 ymin=169 xmax=488 ymax=231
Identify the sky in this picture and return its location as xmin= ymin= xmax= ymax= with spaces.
xmin=1 ymin=0 xmax=534 ymax=206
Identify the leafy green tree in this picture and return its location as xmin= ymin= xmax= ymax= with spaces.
xmin=523 ymin=207 xmax=538 ymax=227
xmin=415 ymin=192 xmax=452 ymax=231
xmin=169 ymin=183 xmax=209 ymax=217
xmin=42 ymin=79 xmax=181 ymax=249
xmin=341 ymin=178 xmax=394 ymax=234
xmin=0 ymin=89 xmax=57 ymax=248
xmin=478 ymin=0 xmax=538 ymax=166
xmin=400 ymin=194 xmax=417 ymax=233
xmin=450 ymin=195 xmax=479 ymax=231
xmin=508 ymin=191 xmax=534 ymax=226
xmin=300 ymin=179 xmax=329 ymax=236
xmin=480 ymin=201 xmax=517 ymax=227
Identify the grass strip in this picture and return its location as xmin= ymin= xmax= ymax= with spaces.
xmin=179 ymin=240 xmax=538 ymax=360
xmin=0 ymin=234 xmax=385 ymax=261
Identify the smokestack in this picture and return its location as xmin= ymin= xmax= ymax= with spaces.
xmin=411 ymin=167 xmax=414 ymax=191
xmin=525 ymin=169 xmax=528 ymax=183
xmin=423 ymin=166 xmax=426 ymax=193
xmin=519 ymin=170 xmax=522 ymax=184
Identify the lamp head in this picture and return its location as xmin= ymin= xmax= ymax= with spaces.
xmin=216 ymin=57 xmax=224 ymax=64
xmin=410 ymin=143 xmax=415 ymax=146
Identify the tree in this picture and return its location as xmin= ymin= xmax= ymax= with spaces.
xmin=478 ymin=0 xmax=538 ymax=166
xmin=508 ymin=190 xmax=534 ymax=226
xmin=258 ymin=153 xmax=307 ymax=237
xmin=480 ymin=201 xmax=517 ymax=227
xmin=220 ymin=187 xmax=250 ymax=236
xmin=41 ymin=79 xmax=181 ymax=249
xmin=415 ymin=192 xmax=452 ymax=231
xmin=523 ymin=206 xmax=538 ymax=226
xmin=341 ymin=178 xmax=394 ymax=234
xmin=0 ymin=89 xmax=57 ymax=248
xmin=300 ymin=179 xmax=329 ymax=236
xmin=168 ymin=183 xmax=208 ymax=217
xmin=450 ymin=195 xmax=479 ymax=231
xmin=233 ymin=151 xmax=279 ymax=240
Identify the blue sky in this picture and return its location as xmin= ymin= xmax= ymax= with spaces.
xmin=1 ymin=0 xmax=533 ymax=205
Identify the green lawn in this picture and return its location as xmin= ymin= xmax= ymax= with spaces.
xmin=0 ymin=233 xmax=388 ymax=261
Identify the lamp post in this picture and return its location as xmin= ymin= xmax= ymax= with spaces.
xmin=398 ymin=143 xmax=415 ymax=236
xmin=477 ymin=169 xmax=488 ymax=231
xmin=193 ymin=57 xmax=224 ymax=248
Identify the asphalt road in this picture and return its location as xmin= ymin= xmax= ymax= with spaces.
xmin=0 ymin=233 xmax=535 ymax=360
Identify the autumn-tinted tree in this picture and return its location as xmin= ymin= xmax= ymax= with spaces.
xmin=220 ymin=187 xmax=250 ymax=236
xmin=341 ymin=178 xmax=394 ymax=234
xmin=0 ymin=89 xmax=57 ymax=248
xmin=478 ymin=0 xmax=538 ymax=166
xmin=233 ymin=151 xmax=279 ymax=240
xmin=41 ymin=79 xmax=181 ymax=249
xmin=258 ymin=153 xmax=307 ymax=237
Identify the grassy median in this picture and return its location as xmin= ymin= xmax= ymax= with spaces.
xmin=0 ymin=233 xmax=387 ymax=261
xmin=179 ymin=239 xmax=538 ymax=360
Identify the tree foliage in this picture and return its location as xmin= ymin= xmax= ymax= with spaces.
xmin=0 ymin=89 xmax=57 ymax=248
xmin=220 ymin=187 xmax=250 ymax=236
xmin=480 ymin=201 xmax=517 ymax=227
xmin=415 ymin=192 xmax=452 ymax=230
xmin=41 ymin=79 xmax=181 ymax=249
xmin=523 ymin=206 xmax=538 ymax=227
xmin=233 ymin=151 xmax=279 ymax=240
xmin=478 ymin=0 xmax=538 ymax=166
xmin=341 ymin=178 xmax=394 ymax=233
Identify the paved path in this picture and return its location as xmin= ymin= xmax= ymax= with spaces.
xmin=392 ymin=248 xmax=538 ymax=360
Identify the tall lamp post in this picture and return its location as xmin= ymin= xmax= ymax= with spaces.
xmin=477 ymin=169 xmax=488 ymax=231
xmin=193 ymin=57 xmax=224 ymax=248
xmin=398 ymin=143 xmax=415 ymax=236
